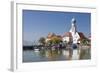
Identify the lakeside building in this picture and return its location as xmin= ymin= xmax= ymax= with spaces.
xmin=62 ymin=18 xmax=88 ymax=44
xmin=45 ymin=18 xmax=89 ymax=44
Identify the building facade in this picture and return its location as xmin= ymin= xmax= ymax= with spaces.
xmin=62 ymin=18 xmax=87 ymax=44
xmin=46 ymin=18 xmax=88 ymax=44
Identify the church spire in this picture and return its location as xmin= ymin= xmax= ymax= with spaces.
xmin=70 ymin=17 xmax=77 ymax=34
xmin=71 ymin=17 xmax=76 ymax=24
xmin=69 ymin=17 xmax=80 ymax=44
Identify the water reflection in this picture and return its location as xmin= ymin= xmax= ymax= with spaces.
xmin=23 ymin=47 xmax=91 ymax=62
xmin=45 ymin=49 xmax=62 ymax=60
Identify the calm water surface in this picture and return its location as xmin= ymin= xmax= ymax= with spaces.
xmin=23 ymin=48 xmax=91 ymax=62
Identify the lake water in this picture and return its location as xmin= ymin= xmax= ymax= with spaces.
xmin=23 ymin=48 xmax=91 ymax=62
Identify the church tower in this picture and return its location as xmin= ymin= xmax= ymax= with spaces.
xmin=70 ymin=18 xmax=77 ymax=35
xmin=69 ymin=18 xmax=80 ymax=44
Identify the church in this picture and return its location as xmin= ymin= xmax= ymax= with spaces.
xmin=62 ymin=18 xmax=87 ymax=44
xmin=45 ymin=18 xmax=88 ymax=44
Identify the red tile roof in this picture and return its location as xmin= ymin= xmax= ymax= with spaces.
xmin=62 ymin=32 xmax=72 ymax=37
xmin=78 ymin=32 xmax=86 ymax=39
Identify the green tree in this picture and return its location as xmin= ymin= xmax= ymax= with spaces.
xmin=47 ymin=36 xmax=62 ymax=45
xmin=51 ymin=36 xmax=62 ymax=44
xmin=39 ymin=37 xmax=45 ymax=45
xmin=80 ymin=39 xmax=89 ymax=46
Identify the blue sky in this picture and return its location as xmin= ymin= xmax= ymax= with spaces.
xmin=23 ymin=10 xmax=91 ymax=43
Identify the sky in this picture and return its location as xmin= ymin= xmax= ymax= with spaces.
xmin=23 ymin=10 xmax=91 ymax=44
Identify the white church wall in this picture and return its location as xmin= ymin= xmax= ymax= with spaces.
xmin=62 ymin=37 xmax=70 ymax=43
